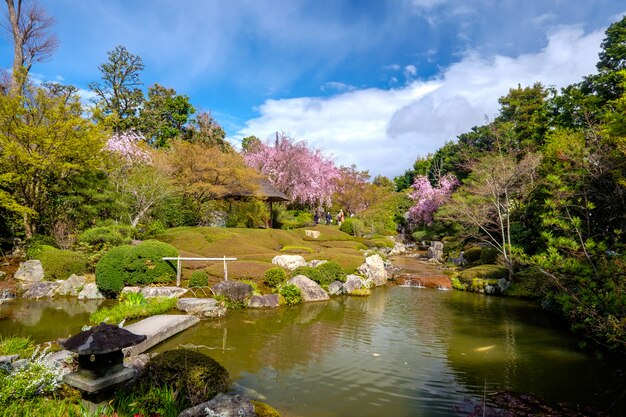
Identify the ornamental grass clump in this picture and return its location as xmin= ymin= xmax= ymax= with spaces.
xmin=89 ymin=295 xmax=177 ymax=324
xmin=0 ymin=336 xmax=35 ymax=357
xmin=188 ymin=271 xmax=209 ymax=288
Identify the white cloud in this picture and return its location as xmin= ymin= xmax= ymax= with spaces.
xmin=321 ymin=82 xmax=357 ymax=92
xmin=234 ymin=25 xmax=604 ymax=179
xmin=404 ymin=64 xmax=418 ymax=79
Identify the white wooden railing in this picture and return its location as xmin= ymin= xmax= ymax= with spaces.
xmin=162 ymin=256 xmax=237 ymax=286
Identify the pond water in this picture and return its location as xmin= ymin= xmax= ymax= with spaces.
xmin=1 ymin=286 xmax=624 ymax=416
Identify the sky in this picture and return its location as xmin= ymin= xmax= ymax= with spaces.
xmin=1 ymin=0 xmax=625 ymax=178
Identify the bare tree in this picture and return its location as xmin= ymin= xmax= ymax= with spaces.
xmin=4 ymin=0 xmax=58 ymax=95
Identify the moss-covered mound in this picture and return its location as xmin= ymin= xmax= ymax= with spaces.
xmin=39 ymin=249 xmax=89 ymax=281
xmin=139 ymin=349 xmax=230 ymax=407
xmin=453 ymin=265 xmax=509 ymax=293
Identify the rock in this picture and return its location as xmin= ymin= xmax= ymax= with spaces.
xmin=287 ymin=275 xmax=329 ymax=302
xmin=0 ymin=354 xmax=19 ymax=372
xmin=0 ymin=271 xmax=5 ymax=279
xmin=342 ymin=275 xmax=365 ymax=294
xmin=121 ymin=286 xmax=141 ymax=294
xmin=23 ymin=281 xmax=60 ymax=299
xmin=125 ymin=353 xmax=156 ymax=375
xmin=42 ymin=350 xmax=75 ymax=375
xmin=427 ymin=241 xmax=444 ymax=262
xmin=307 ymin=259 xmax=328 ymax=268
xmin=14 ymin=260 xmax=44 ymax=283
xmin=179 ymin=393 xmax=255 ymax=417
xmin=247 ymin=294 xmax=280 ymax=308
xmin=11 ymin=359 xmax=28 ymax=371
xmin=327 ymin=280 xmax=344 ymax=296
xmin=305 ymin=229 xmax=321 ymax=239
xmin=389 ymin=242 xmax=407 ymax=256
xmin=176 ymin=298 xmax=227 ymax=318
xmin=77 ymin=283 xmax=105 ymax=300
xmin=497 ymin=278 xmax=511 ymax=293
xmin=0 ymin=289 xmax=16 ymax=302
xmin=141 ymin=286 xmax=188 ymax=299
xmin=55 ymin=274 xmax=86 ymax=296
xmin=357 ymin=254 xmax=388 ymax=286
xmin=271 ymin=254 xmax=307 ymax=270
xmin=212 ymin=281 xmax=253 ymax=302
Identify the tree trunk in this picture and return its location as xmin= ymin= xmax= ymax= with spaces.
xmin=6 ymin=0 xmax=25 ymax=96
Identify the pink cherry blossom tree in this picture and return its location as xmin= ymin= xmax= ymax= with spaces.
xmin=244 ymin=133 xmax=340 ymax=206
xmin=408 ymin=173 xmax=458 ymax=225
xmin=105 ymin=131 xmax=151 ymax=164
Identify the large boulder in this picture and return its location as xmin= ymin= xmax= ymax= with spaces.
xmin=271 ymin=254 xmax=307 ymax=270
xmin=327 ymin=280 xmax=343 ymax=296
xmin=212 ymin=281 xmax=253 ymax=302
xmin=247 ymin=294 xmax=280 ymax=308
xmin=23 ymin=281 xmax=60 ymax=299
xmin=307 ymin=259 xmax=327 ymax=268
xmin=342 ymin=275 xmax=365 ymax=294
xmin=179 ymin=393 xmax=255 ymax=417
xmin=357 ymin=254 xmax=388 ymax=286
xmin=55 ymin=274 xmax=86 ymax=296
xmin=177 ymin=298 xmax=227 ymax=318
xmin=0 ymin=289 xmax=16 ymax=303
xmin=389 ymin=242 xmax=407 ymax=256
xmin=427 ymin=241 xmax=444 ymax=262
xmin=77 ymin=282 xmax=105 ymax=300
xmin=287 ymin=275 xmax=329 ymax=302
xmin=14 ymin=260 xmax=44 ymax=283
xmin=140 ymin=286 xmax=188 ymax=299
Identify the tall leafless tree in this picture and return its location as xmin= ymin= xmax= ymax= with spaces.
xmin=4 ymin=0 xmax=58 ymax=95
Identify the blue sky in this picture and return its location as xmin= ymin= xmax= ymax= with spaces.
xmin=1 ymin=1 xmax=624 ymax=177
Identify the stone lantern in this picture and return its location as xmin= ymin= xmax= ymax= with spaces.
xmin=61 ymin=322 xmax=146 ymax=400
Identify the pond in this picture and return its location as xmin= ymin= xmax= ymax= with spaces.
xmin=1 ymin=287 xmax=624 ymax=416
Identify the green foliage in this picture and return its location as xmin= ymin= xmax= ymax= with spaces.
xmin=277 ymin=209 xmax=313 ymax=229
xmin=0 ymin=360 xmax=61 ymax=405
xmin=137 ymin=349 xmax=230 ymax=408
xmin=264 ymin=267 xmax=287 ymax=289
xmin=26 ymin=244 xmax=57 ymax=260
xmin=480 ymin=246 xmax=499 ymax=264
xmin=279 ymin=283 xmax=302 ymax=305
xmin=90 ymin=296 xmax=177 ymax=324
xmin=348 ymin=287 xmax=371 ymax=296
xmin=317 ymin=261 xmax=347 ymax=283
xmin=463 ymin=246 xmax=482 ymax=265
xmin=119 ymin=290 xmax=147 ymax=306
xmin=507 ymin=268 xmax=548 ymax=298
xmin=39 ymin=249 xmax=88 ymax=281
xmin=355 ymin=192 xmax=411 ymax=235
xmin=114 ymin=384 xmax=183 ymax=417
xmin=95 ymin=244 xmax=133 ymax=294
xmin=78 ymin=224 xmax=134 ymax=250
xmin=0 ymin=336 xmax=35 ymax=357
xmin=121 ymin=240 xmax=178 ymax=286
xmin=188 ymin=271 xmax=209 ymax=288
xmin=226 ymin=200 xmax=270 ymax=228
xmin=292 ymin=266 xmax=324 ymax=284
xmin=0 ymin=397 xmax=83 ymax=417
xmin=339 ymin=217 xmax=365 ymax=236
xmin=140 ymin=83 xmax=195 ymax=148
xmin=458 ymin=265 xmax=508 ymax=282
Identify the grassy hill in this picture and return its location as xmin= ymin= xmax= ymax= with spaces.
xmin=154 ymin=225 xmax=381 ymax=286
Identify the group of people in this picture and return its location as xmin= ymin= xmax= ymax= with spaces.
xmin=313 ymin=208 xmax=345 ymax=226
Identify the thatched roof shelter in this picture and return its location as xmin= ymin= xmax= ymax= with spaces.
xmin=225 ymin=179 xmax=289 ymax=228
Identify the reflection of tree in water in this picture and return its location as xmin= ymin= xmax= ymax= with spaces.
xmin=0 ymin=299 xmax=105 ymax=342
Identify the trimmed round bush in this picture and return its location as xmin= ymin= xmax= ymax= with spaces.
xmin=279 ymin=283 xmax=302 ymax=305
xmin=78 ymin=225 xmax=133 ymax=250
xmin=95 ymin=245 xmax=133 ymax=294
xmin=264 ymin=267 xmax=287 ymax=289
xmin=292 ymin=265 xmax=323 ymax=284
xmin=38 ymin=249 xmax=88 ymax=281
xmin=26 ymin=244 xmax=57 ymax=260
xmin=480 ymin=246 xmax=499 ymax=264
xmin=188 ymin=271 xmax=209 ymax=288
xmin=463 ymin=246 xmax=482 ymax=264
xmin=317 ymin=261 xmax=346 ymax=283
xmin=123 ymin=240 xmax=178 ymax=286
xmin=339 ymin=217 xmax=364 ymax=237
xmin=139 ymin=349 xmax=230 ymax=407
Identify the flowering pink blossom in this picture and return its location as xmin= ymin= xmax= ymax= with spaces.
xmin=244 ymin=133 xmax=340 ymax=206
xmin=408 ymin=173 xmax=458 ymax=224
xmin=105 ymin=131 xmax=151 ymax=164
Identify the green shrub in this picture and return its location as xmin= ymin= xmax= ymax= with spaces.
xmin=339 ymin=218 xmax=364 ymax=237
xmin=0 ymin=336 xmax=35 ymax=357
xmin=508 ymin=268 xmax=548 ymax=298
xmin=122 ymin=240 xmax=178 ymax=286
xmin=252 ymin=401 xmax=281 ymax=417
xmin=39 ymin=249 xmax=88 ymax=281
xmin=458 ymin=265 xmax=508 ymax=282
xmin=280 ymin=245 xmax=314 ymax=254
xmin=264 ymin=267 xmax=287 ymax=289
xmin=356 ymin=193 xmax=411 ymax=235
xmin=225 ymin=200 xmax=269 ymax=228
xmin=317 ymin=261 xmax=346 ymax=283
xmin=114 ymin=384 xmax=182 ymax=417
xmin=480 ymin=246 xmax=499 ymax=264
xmin=292 ymin=266 xmax=323 ymax=283
xmin=279 ymin=283 xmax=302 ymax=305
xmin=26 ymin=244 xmax=57 ymax=260
xmin=95 ymin=244 xmax=133 ymax=294
xmin=463 ymin=246 xmax=482 ymax=264
xmin=277 ymin=209 xmax=313 ymax=229
xmin=78 ymin=225 xmax=133 ymax=250
xmin=138 ymin=349 xmax=230 ymax=408
xmin=189 ymin=271 xmax=209 ymax=288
